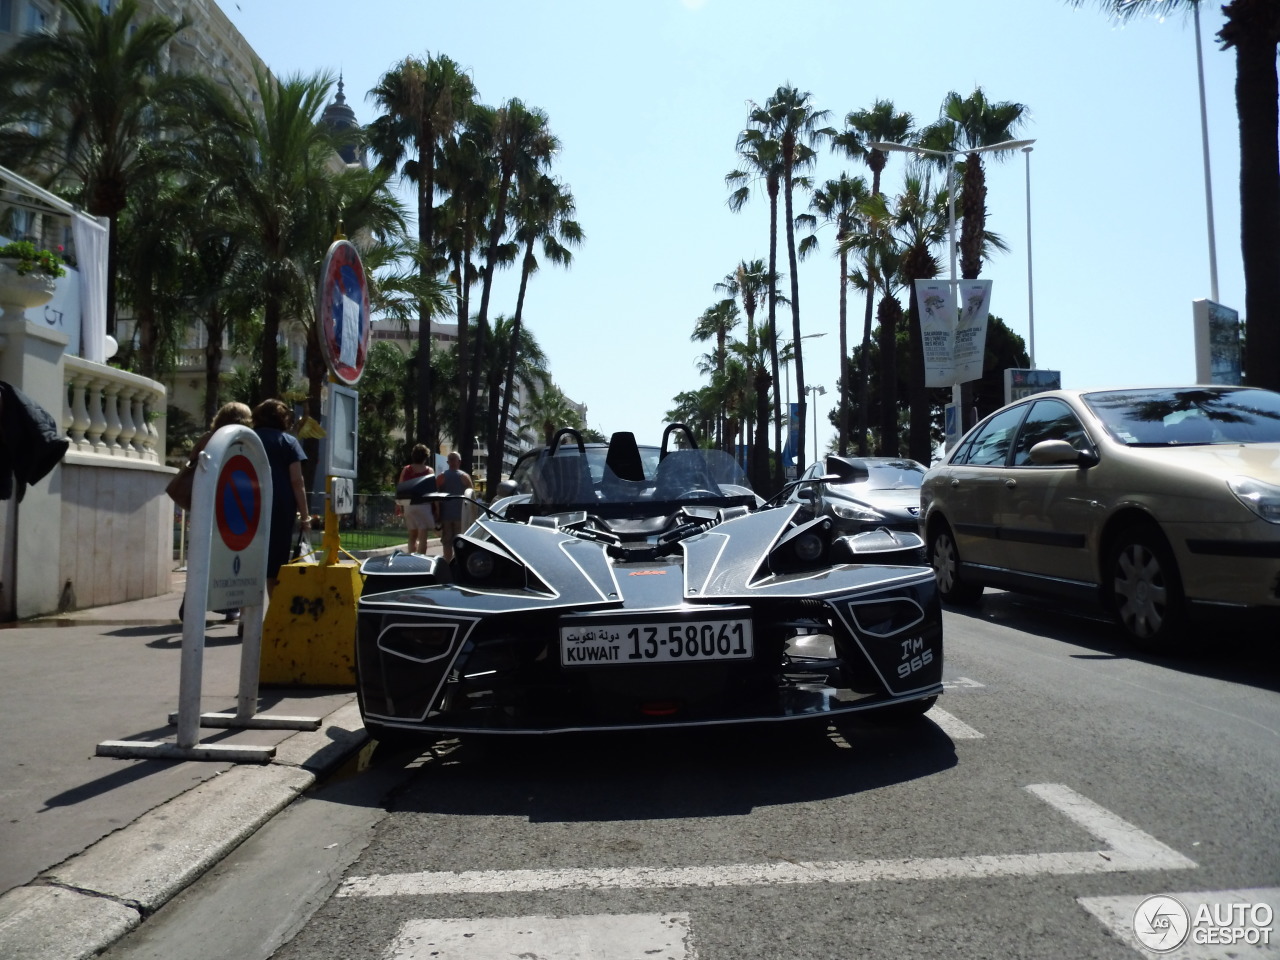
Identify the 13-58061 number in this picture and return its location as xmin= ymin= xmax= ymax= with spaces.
xmin=560 ymin=617 xmax=753 ymax=666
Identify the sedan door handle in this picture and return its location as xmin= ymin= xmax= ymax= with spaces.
xmin=950 ymin=479 xmax=960 ymax=488
xmin=1004 ymin=478 xmax=1017 ymax=489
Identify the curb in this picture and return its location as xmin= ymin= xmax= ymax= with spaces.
xmin=0 ymin=698 xmax=369 ymax=960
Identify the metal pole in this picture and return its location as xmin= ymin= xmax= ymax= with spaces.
xmin=1023 ymin=145 xmax=1036 ymax=368
xmin=811 ymin=388 xmax=819 ymax=460
xmin=947 ymin=152 xmax=961 ymax=425
xmin=1193 ymin=2 xmax=1219 ymax=302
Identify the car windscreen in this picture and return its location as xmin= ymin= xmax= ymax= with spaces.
xmin=1082 ymin=387 xmax=1280 ymax=445
xmin=524 ymin=446 xmax=752 ymax=506
xmin=860 ymin=460 xmax=926 ymax=490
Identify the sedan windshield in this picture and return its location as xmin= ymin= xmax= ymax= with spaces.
xmin=860 ymin=460 xmax=926 ymax=490
xmin=1082 ymin=387 xmax=1280 ymax=446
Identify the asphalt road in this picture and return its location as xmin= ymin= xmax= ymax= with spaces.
xmin=103 ymin=595 xmax=1280 ymax=960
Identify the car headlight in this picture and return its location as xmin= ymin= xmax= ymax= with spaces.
xmin=831 ymin=502 xmax=886 ymax=524
xmin=1227 ymin=476 xmax=1280 ymax=524
xmin=768 ymin=517 xmax=832 ymax=573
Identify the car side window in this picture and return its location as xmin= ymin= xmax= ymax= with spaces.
xmin=953 ymin=405 xmax=1028 ymax=466
xmin=1011 ymin=400 xmax=1088 ymax=466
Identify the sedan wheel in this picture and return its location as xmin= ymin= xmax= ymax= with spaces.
xmin=929 ymin=523 xmax=982 ymax=605
xmin=1109 ymin=527 xmax=1185 ymax=652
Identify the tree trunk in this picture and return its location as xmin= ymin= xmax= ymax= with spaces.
xmin=784 ymin=180 xmax=805 ymax=472
xmin=203 ymin=306 xmax=224 ymax=425
xmin=877 ymin=296 xmax=901 ymax=456
xmin=1229 ymin=11 xmax=1280 ymax=391
xmin=907 ymin=284 xmax=931 ymax=464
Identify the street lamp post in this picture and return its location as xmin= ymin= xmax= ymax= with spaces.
xmin=807 ymin=384 xmax=826 ymax=463
xmin=1023 ymin=145 xmax=1035 ymax=368
xmin=869 ymin=137 xmax=1036 ymax=431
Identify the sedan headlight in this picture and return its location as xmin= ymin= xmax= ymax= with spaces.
xmin=831 ymin=502 xmax=886 ymax=524
xmin=1227 ymin=476 xmax=1280 ymax=524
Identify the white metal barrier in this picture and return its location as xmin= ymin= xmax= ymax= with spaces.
xmin=96 ymin=425 xmax=319 ymax=764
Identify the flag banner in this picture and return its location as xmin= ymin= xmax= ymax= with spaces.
xmin=954 ymin=279 xmax=993 ymax=384
xmin=916 ymin=280 xmax=955 ymax=388
xmin=782 ymin=402 xmax=800 ymax=467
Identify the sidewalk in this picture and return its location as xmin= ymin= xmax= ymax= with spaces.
xmin=0 ymin=544 xmax=437 ymax=960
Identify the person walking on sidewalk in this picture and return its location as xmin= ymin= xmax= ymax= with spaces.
xmin=397 ymin=443 xmax=435 ymax=554
xmin=435 ymin=451 xmax=473 ymax=562
xmin=252 ymin=399 xmax=311 ymax=597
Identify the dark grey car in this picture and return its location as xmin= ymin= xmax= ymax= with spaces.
xmin=790 ymin=456 xmax=927 ymax=535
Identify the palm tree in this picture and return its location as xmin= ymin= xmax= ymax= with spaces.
xmin=844 ymin=195 xmax=906 ymax=455
xmin=225 ymin=67 xmax=341 ymax=401
xmin=368 ymin=54 xmax=476 ymax=449
xmin=727 ymin=132 xmax=788 ymax=492
xmin=890 ymin=172 xmax=949 ymax=463
xmin=918 ymin=88 xmax=1026 ymax=437
xmin=920 ymin=89 xmax=1028 ymax=283
xmin=832 ymin=100 xmax=916 ymax=455
xmin=470 ymin=99 xmax=557 ymax=473
xmin=437 ymin=105 xmax=495 ymax=451
xmin=798 ymin=173 xmax=869 ymax=455
xmin=690 ymin=299 xmax=741 ymax=450
xmin=493 ymin=173 xmax=583 ymax=491
xmin=748 ymin=85 xmax=834 ymax=474
xmin=521 ymin=382 xmax=580 ymax=446
xmin=0 ymin=0 xmax=228 ymax=339
xmin=1070 ymin=0 xmax=1278 ymax=390
xmin=714 ymin=262 xmax=774 ymax=490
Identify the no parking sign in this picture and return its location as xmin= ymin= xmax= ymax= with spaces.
xmin=191 ymin=426 xmax=272 ymax=611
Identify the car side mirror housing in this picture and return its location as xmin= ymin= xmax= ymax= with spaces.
xmin=1029 ymin=439 xmax=1098 ymax=467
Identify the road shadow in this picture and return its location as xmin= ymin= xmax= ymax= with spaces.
xmin=949 ymin=589 xmax=1280 ymax=693
xmin=377 ymin=715 xmax=958 ymax=822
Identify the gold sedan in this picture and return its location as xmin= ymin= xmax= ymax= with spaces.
xmin=919 ymin=386 xmax=1280 ymax=652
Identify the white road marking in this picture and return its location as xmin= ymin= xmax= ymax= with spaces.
xmin=339 ymin=784 xmax=1194 ymax=899
xmin=928 ymin=707 xmax=985 ymax=739
xmin=382 ymin=913 xmax=695 ymax=960
xmin=942 ymin=677 xmax=986 ymax=690
xmin=1078 ymin=887 xmax=1279 ymax=958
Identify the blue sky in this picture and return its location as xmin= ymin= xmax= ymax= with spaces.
xmin=224 ymin=0 xmax=1241 ymax=462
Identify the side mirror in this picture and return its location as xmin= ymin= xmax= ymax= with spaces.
xmin=1029 ymin=439 xmax=1097 ymax=467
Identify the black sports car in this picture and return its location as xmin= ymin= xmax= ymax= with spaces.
xmin=356 ymin=425 xmax=943 ymax=738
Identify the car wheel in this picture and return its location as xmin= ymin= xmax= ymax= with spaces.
xmin=1108 ymin=526 xmax=1186 ymax=653
xmin=929 ymin=522 xmax=982 ymax=605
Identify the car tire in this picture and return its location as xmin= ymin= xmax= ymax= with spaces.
xmin=1107 ymin=525 xmax=1187 ymax=654
xmin=929 ymin=522 xmax=983 ymax=605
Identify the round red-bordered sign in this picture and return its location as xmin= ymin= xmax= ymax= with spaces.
xmin=317 ymin=239 xmax=370 ymax=386
xmin=214 ymin=454 xmax=262 ymax=553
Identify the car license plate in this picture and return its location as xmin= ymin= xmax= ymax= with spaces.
xmin=560 ymin=618 xmax=754 ymax=666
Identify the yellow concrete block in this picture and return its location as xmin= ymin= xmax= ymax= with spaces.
xmin=260 ymin=561 xmax=362 ymax=687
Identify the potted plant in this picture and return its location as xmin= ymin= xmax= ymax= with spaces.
xmin=0 ymin=240 xmax=66 ymax=315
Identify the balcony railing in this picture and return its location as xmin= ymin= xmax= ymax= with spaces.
xmin=62 ymin=355 xmax=166 ymax=463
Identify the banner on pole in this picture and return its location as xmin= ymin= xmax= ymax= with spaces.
xmin=954 ymin=279 xmax=992 ymax=384
xmin=916 ymin=279 xmax=993 ymax=387
xmin=917 ymin=280 xmax=955 ymax=388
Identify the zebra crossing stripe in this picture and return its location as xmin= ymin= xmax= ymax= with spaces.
xmin=382 ymin=913 xmax=694 ymax=960
xmin=338 ymin=783 xmax=1194 ymax=899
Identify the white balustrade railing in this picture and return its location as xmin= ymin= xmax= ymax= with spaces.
xmin=62 ymin=356 xmax=166 ymax=463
